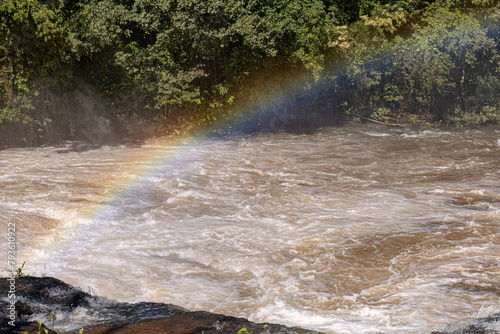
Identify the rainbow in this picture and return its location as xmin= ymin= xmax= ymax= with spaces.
xmin=33 ymin=9 xmax=493 ymax=267
xmin=31 ymin=72 xmax=319 ymax=271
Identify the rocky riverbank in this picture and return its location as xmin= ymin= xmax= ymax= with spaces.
xmin=2 ymin=277 xmax=500 ymax=333
xmin=0 ymin=276 xmax=323 ymax=334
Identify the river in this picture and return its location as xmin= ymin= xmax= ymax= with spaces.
xmin=1 ymin=124 xmax=499 ymax=333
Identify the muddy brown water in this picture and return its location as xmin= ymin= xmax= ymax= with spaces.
xmin=1 ymin=125 xmax=499 ymax=333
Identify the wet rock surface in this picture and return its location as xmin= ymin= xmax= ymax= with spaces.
xmin=431 ymin=313 xmax=500 ymax=334
xmin=0 ymin=277 xmax=323 ymax=334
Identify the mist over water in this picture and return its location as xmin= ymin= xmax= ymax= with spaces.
xmin=1 ymin=125 xmax=500 ymax=333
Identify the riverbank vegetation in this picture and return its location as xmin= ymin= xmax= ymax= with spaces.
xmin=1 ymin=0 xmax=500 ymax=146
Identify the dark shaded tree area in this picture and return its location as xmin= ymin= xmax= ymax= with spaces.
xmin=330 ymin=0 xmax=500 ymax=127
xmin=1 ymin=0 xmax=500 ymax=146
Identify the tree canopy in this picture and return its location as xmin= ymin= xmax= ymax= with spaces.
xmin=1 ymin=0 xmax=500 ymax=145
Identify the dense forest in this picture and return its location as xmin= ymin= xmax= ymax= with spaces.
xmin=1 ymin=0 xmax=500 ymax=146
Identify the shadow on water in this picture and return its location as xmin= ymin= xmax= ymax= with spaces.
xmin=54 ymin=139 xmax=147 ymax=154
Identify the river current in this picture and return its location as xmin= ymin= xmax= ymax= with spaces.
xmin=1 ymin=125 xmax=500 ymax=333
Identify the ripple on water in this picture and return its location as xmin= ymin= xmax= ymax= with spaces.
xmin=1 ymin=125 xmax=500 ymax=333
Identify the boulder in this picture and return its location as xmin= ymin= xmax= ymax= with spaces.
xmin=0 ymin=277 xmax=322 ymax=334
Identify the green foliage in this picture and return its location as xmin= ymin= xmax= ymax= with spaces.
xmin=0 ymin=0 xmax=68 ymax=124
xmin=236 ymin=324 xmax=268 ymax=334
xmin=15 ymin=261 xmax=27 ymax=279
xmin=1 ymin=0 xmax=500 ymax=145
xmin=332 ymin=2 xmax=500 ymax=125
xmin=348 ymin=3 xmax=407 ymax=58
xmin=449 ymin=105 xmax=500 ymax=125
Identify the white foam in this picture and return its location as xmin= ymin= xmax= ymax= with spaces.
xmin=4 ymin=128 xmax=500 ymax=334
xmin=363 ymin=132 xmax=392 ymax=137
xmin=253 ymin=301 xmax=415 ymax=334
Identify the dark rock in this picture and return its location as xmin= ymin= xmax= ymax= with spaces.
xmin=0 ymin=277 xmax=323 ymax=334
xmin=0 ymin=317 xmax=55 ymax=334
xmin=83 ymin=312 xmax=316 ymax=334
xmin=431 ymin=314 xmax=500 ymax=334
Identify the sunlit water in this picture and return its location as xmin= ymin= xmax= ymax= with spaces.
xmin=1 ymin=125 xmax=500 ymax=333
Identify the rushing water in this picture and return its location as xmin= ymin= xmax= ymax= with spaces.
xmin=1 ymin=125 xmax=500 ymax=333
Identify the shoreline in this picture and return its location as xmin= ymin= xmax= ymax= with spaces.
xmin=1 ymin=276 xmax=499 ymax=333
xmin=0 ymin=276 xmax=323 ymax=334
xmin=1 ymin=113 xmax=498 ymax=151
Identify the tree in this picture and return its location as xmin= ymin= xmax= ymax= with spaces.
xmin=0 ymin=0 xmax=68 ymax=124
